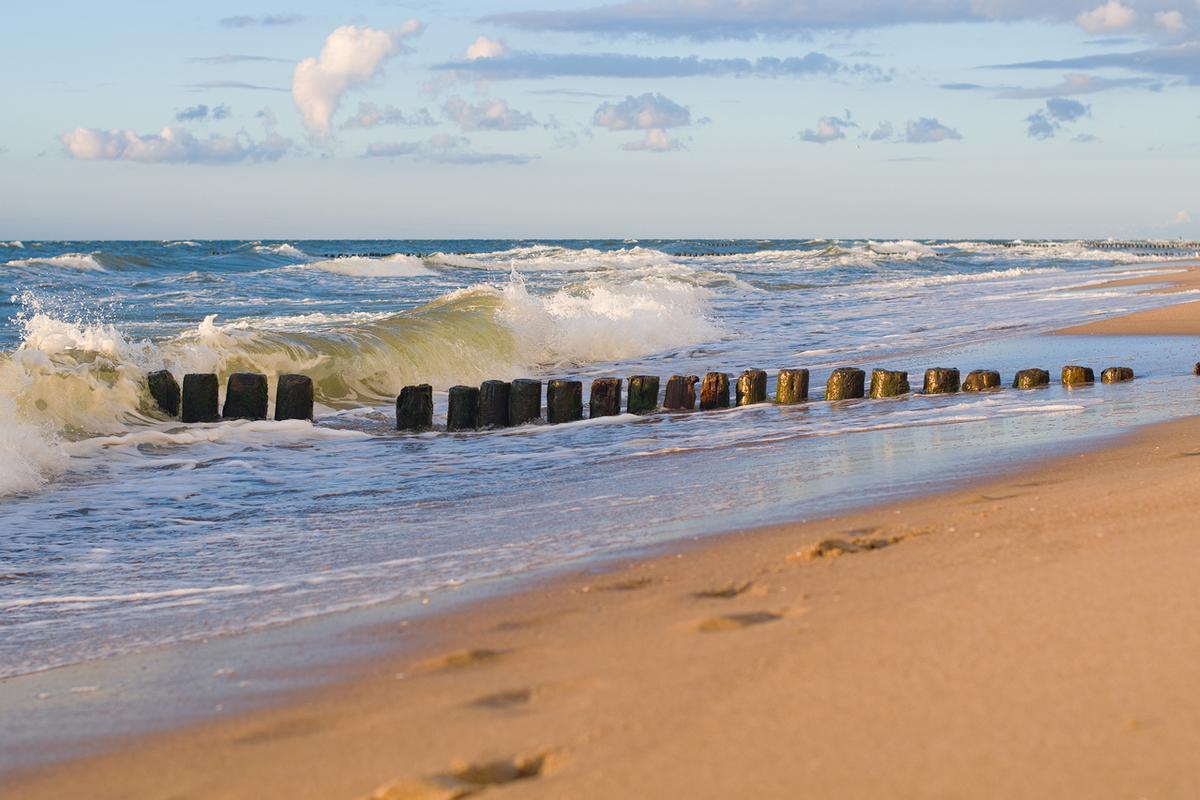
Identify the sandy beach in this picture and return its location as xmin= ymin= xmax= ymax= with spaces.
xmin=6 ymin=273 xmax=1200 ymax=798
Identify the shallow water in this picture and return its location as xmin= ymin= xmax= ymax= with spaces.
xmin=1 ymin=238 xmax=1198 ymax=680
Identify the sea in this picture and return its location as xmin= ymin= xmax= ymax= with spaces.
xmin=2 ymin=238 xmax=1199 ymax=688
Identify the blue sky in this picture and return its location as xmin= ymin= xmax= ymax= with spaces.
xmin=2 ymin=0 xmax=1197 ymax=239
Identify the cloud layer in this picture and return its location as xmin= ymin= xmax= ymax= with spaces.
xmin=60 ymin=126 xmax=290 ymax=164
xmin=593 ymin=92 xmax=691 ymax=151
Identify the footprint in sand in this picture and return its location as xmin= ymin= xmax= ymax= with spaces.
xmin=416 ymin=648 xmax=507 ymax=673
xmin=468 ymin=687 xmax=535 ymax=710
xmin=597 ymin=576 xmax=655 ymax=592
xmin=694 ymin=611 xmax=783 ymax=633
xmin=363 ymin=749 xmax=558 ymax=800
xmin=692 ymin=581 xmax=757 ymax=600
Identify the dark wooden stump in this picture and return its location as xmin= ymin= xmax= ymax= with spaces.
xmin=736 ymin=369 xmax=767 ymax=406
xmin=1013 ymin=368 xmax=1050 ymax=389
xmin=479 ymin=380 xmax=511 ymax=428
xmin=699 ymin=372 xmax=730 ymax=410
xmin=146 ymin=370 xmax=180 ymax=417
xmin=1061 ymin=365 xmax=1095 ymax=386
xmin=396 ymin=384 xmax=433 ymax=431
xmin=547 ymin=380 xmax=583 ymax=424
xmin=447 ymin=385 xmax=481 ymax=431
xmin=1194 ymin=362 xmax=1200 ymax=376
xmin=962 ymin=370 xmax=1001 ymax=392
xmin=222 ymin=373 xmax=269 ymax=420
xmin=181 ymin=373 xmax=219 ymax=423
xmin=825 ymin=368 xmax=865 ymax=401
xmin=508 ymin=379 xmax=542 ymax=425
xmin=664 ymin=375 xmax=698 ymax=411
xmin=274 ymin=374 xmax=314 ymax=421
xmin=869 ymin=369 xmax=909 ymax=399
xmin=923 ymin=367 xmax=960 ymax=395
xmin=1101 ymin=367 xmax=1134 ymax=384
xmin=628 ymin=375 xmax=660 ymax=415
xmin=776 ymin=369 xmax=809 ymax=404
xmin=589 ymin=377 xmax=622 ymax=418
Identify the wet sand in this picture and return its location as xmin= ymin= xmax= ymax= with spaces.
xmin=6 ymin=269 xmax=1200 ymax=798
xmin=1059 ymin=263 xmax=1200 ymax=335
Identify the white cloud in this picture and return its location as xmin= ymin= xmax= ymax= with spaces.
xmin=594 ymin=92 xmax=691 ymax=131
xmin=340 ymin=102 xmax=436 ymax=130
xmin=1076 ymin=1 xmax=1137 ymax=33
xmin=1155 ymin=10 xmax=1186 ymax=31
xmin=905 ymin=117 xmax=962 ymax=143
xmin=466 ymin=36 xmax=509 ymax=60
xmin=443 ymin=97 xmax=538 ymax=131
xmin=60 ymin=126 xmax=290 ymax=164
xmin=799 ymin=112 xmax=855 ymax=143
xmin=1174 ymin=209 xmax=1192 ymax=224
xmin=292 ymin=22 xmax=423 ymax=140
xmin=622 ymin=129 xmax=683 ymax=151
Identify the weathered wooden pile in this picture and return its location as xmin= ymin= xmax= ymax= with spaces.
xmin=394 ymin=364 xmax=1137 ymax=432
xmin=144 ymin=370 xmax=314 ymax=423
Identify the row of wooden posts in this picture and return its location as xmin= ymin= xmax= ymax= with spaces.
xmin=395 ymin=364 xmax=1136 ymax=432
xmin=142 ymin=363 xmax=1147 ymax=430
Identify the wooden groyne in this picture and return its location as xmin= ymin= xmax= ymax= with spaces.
xmin=141 ymin=362 xmax=1156 ymax=430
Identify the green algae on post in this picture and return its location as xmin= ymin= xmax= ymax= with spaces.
xmin=1062 ymin=365 xmax=1095 ymax=386
xmin=869 ymin=369 xmax=909 ymax=399
xmin=825 ymin=367 xmax=865 ymax=401
xmin=776 ymin=369 xmax=810 ymax=404
xmin=627 ymin=375 xmax=660 ymax=415
xmin=962 ymin=370 xmax=1002 ymax=392
xmin=923 ymin=368 xmax=960 ymax=395
xmin=1013 ymin=369 xmax=1050 ymax=389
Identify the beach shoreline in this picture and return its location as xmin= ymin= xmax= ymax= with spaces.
xmin=5 ymin=260 xmax=1200 ymax=798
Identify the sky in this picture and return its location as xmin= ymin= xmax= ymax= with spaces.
xmin=1 ymin=0 xmax=1198 ymax=239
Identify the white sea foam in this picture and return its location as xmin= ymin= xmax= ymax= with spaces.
xmin=309 ymin=253 xmax=432 ymax=277
xmin=3 ymin=252 xmax=105 ymax=271
xmin=255 ymin=242 xmax=310 ymax=259
xmin=2 ymin=240 xmax=24 ymax=248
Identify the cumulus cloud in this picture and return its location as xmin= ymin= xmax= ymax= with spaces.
xmin=593 ymin=92 xmax=691 ymax=152
xmin=175 ymin=104 xmax=232 ymax=122
xmin=1025 ymin=98 xmax=1091 ymax=139
xmin=220 ymin=14 xmax=303 ymax=28
xmin=482 ymin=0 xmax=1193 ymax=39
xmin=1154 ymin=10 xmax=1186 ymax=32
xmin=60 ymin=126 xmax=290 ymax=164
xmin=905 ymin=117 xmax=962 ymax=143
xmin=466 ymin=36 xmax=510 ymax=60
xmin=865 ymin=121 xmax=895 ymax=141
xmin=364 ymin=134 xmax=536 ymax=164
xmin=1075 ymin=1 xmax=1136 ymax=33
xmin=442 ymin=97 xmax=539 ymax=131
xmin=594 ymin=92 xmax=691 ymax=130
xmin=293 ymin=22 xmax=423 ymax=140
xmin=799 ymin=112 xmax=856 ymax=143
xmin=433 ymin=50 xmax=885 ymax=81
xmin=339 ymin=102 xmax=436 ymax=130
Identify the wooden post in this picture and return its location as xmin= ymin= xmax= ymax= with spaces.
xmin=479 ymin=380 xmax=510 ymax=428
xmin=923 ymin=368 xmax=960 ymax=395
xmin=776 ymin=369 xmax=809 ymax=404
xmin=825 ymin=368 xmax=865 ymax=400
xmin=181 ymin=374 xmax=219 ymax=423
xmin=1100 ymin=367 xmax=1134 ymax=384
xmin=447 ymin=385 xmax=481 ymax=431
xmin=547 ymin=380 xmax=583 ymax=423
xmin=508 ymin=379 xmax=542 ymax=425
xmin=962 ymin=370 xmax=1001 ymax=392
xmin=274 ymin=374 xmax=314 ymax=421
xmin=1194 ymin=363 xmax=1200 ymax=377
xmin=664 ymin=375 xmax=699 ymax=410
xmin=628 ymin=375 xmax=660 ymax=415
xmin=222 ymin=373 xmax=268 ymax=421
xmin=1061 ymin=365 xmax=1095 ymax=386
xmin=589 ymin=378 xmax=622 ymax=418
xmin=146 ymin=370 xmax=180 ymax=417
xmin=736 ymin=369 xmax=767 ymax=406
xmin=869 ymin=369 xmax=909 ymax=398
xmin=396 ymin=384 xmax=433 ymax=431
xmin=1013 ymin=368 xmax=1050 ymax=389
xmin=699 ymin=372 xmax=730 ymax=410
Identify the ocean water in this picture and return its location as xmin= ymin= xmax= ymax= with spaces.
xmin=2 ymin=238 xmax=1198 ymax=681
